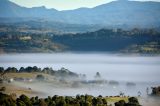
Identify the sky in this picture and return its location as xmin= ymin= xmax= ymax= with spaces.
xmin=9 ymin=0 xmax=160 ymax=10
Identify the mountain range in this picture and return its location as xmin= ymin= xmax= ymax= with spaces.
xmin=0 ymin=0 xmax=160 ymax=28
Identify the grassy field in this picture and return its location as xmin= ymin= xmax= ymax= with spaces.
xmin=4 ymin=72 xmax=37 ymax=78
xmin=0 ymin=83 xmax=44 ymax=97
xmin=0 ymin=72 xmax=55 ymax=97
xmin=106 ymin=97 xmax=128 ymax=102
xmin=4 ymin=72 xmax=54 ymax=79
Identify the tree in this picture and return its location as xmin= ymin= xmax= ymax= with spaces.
xmin=0 ymin=86 xmax=6 ymax=92
xmin=126 ymin=97 xmax=141 ymax=106
xmin=5 ymin=67 xmax=17 ymax=73
xmin=96 ymin=97 xmax=103 ymax=105
xmin=115 ymin=100 xmax=125 ymax=106
xmin=84 ymin=101 xmax=91 ymax=106
xmin=128 ymin=97 xmax=139 ymax=104
xmin=0 ymin=93 xmax=16 ymax=106
xmin=85 ymin=94 xmax=92 ymax=103
xmin=19 ymin=94 xmax=32 ymax=106
xmin=30 ymin=97 xmax=35 ymax=104
xmin=0 ymin=67 xmax=4 ymax=73
xmin=102 ymin=98 xmax=107 ymax=105
xmin=39 ymin=99 xmax=47 ymax=106
xmin=92 ymin=97 xmax=97 ymax=106
xmin=16 ymin=99 xmax=26 ymax=106
xmin=25 ymin=67 xmax=33 ymax=73
xmin=19 ymin=67 xmax=25 ymax=73
xmin=36 ymin=74 xmax=45 ymax=81
xmin=33 ymin=66 xmax=39 ymax=72
xmin=95 ymin=72 xmax=101 ymax=79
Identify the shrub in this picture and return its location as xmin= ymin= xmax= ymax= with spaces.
xmin=36 ymin=74 xmax=45 ymax=81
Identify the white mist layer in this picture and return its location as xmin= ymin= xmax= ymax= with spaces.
xmin=0 ymin=53 xmax=160 ymax=82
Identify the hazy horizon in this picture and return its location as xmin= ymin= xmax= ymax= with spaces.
xmin=9 ymin=0 xmax=160 ymax=10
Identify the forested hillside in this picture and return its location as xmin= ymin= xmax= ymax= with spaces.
xmin=0 ymin=28 xmax=160 ymax=54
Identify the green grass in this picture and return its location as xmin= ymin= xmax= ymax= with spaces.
xmin=106 ymin=97 xmax=128 ymax=102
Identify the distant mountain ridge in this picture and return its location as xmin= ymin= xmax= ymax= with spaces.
xmin=0 ymin=0 xmax=160 ymax=28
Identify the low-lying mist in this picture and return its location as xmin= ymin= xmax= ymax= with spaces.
xmin=12 ymin=80 xmax=158 ymax=97
xmin=0 ymin=53 xmax=160 ymax=82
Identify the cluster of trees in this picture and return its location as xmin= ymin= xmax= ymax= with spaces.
xmin=0 ymin=66 xmax=78 ymax=78
xmin=1 ymin=67 xmax=105 ymax=83
xmin=0 ymin=93 xmax=141 ymax=106
xmin=115 ymin=97 xmax=141 ymax=106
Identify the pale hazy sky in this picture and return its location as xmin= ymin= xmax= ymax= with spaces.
xmin=9 ymin=0 xmax=160 ymax=10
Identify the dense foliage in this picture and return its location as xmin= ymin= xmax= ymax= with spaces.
xmin=53 ymin=28 xmax=160 ymax=53
xmin=114 ymin=97 xmax=141 ymax=106
xmin=0 ymin=93 xmax=141 ymax=106
xmin=151 ymin=86 xmax=160 ymax=96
